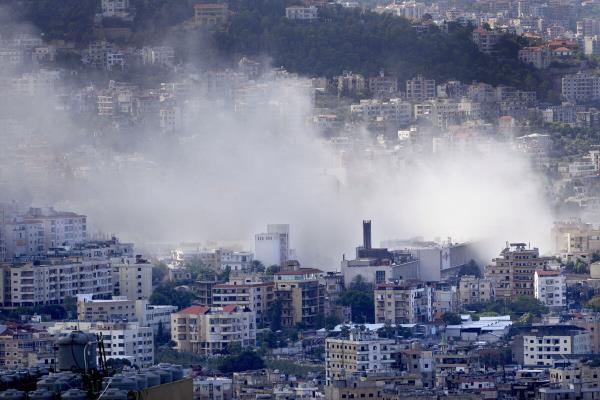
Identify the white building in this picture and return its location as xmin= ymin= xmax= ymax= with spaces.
xmin=254 ymin=224 xmax=290 ymax=267
xmin=111 ymin=256 xmax=153 ymax=300
xmin=562 ymin=72 xmax=600 ymax=103
xmin=194 ymin=377 xmax=232 ymax=400
xmin=285 ymin=6 xmax=318 ymax=20
xmin=49 ymin=321 xmax=154 ymax=368
xmin=534 ymin=270 xmax=567 ymax=309
xmin=522 ymin=326 xmax=591 ymax=367
xmin=325 ymin=330 xmax=396 ymax=384
xmin=219 ymin=250 xmax=254 ymax=271
xmin=101 ymin=0 xmax=130 ymax=18
xmin=0 ymin=258 xmax=112 ymax=307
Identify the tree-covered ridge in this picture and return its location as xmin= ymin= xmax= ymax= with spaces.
xmin=216 ymin=1 xmax=551 ymax=94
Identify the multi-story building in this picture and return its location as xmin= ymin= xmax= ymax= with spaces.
xmin=484 ymin=243 xmax=550 ymax=299
xmin=368 ymin=73 xmax=398 ymax=97
xmin=572 ymin=313 xmax=600 ymax=353
xmin=534 ymin=270 xmax=566 ymax=309
xmin=325 ymin=330 xmax=395 ymax=384
xmin=336 ymin=73 xmax=366 ymax=95
xmin=254 ymin=224 xmax=290 ymax=267
xmin=0 ymin=258 xmax=112 ymax=307
xmin=194 ymin=377 xmax=233 ymax=400
xmin=515 ymin=133 xmax=552 ymax=170
xmin=49 ymin=321 xmax=154 ymax=367
xmin=585 ymin=35 xmax=600 ymax=56
xmin=551 ymin=219 xmax=600 ymax=255
xmin=212 ymin=280 xmax=274 ymax=325
xmin=405 ymin=75 xmax=436 ymax=102
xmin=171 ymin=305 xmax=256 ymax=355
xmin=76 ymin=294 xmax=177 ymax=334
xmin=518 ymin=46 xmax=551 ymax=68
xmin=562 ymin=72 xmax=600 ymax=103
xmin=274 ymin=264 xmax=324 ymax=328
xmin=322 ymin=272 xmax=351 ymax=322
xmin=471 ymin=28 xmax=501 ymax=55
xmin=111 ymin=255 xmax=153 ymax=300
xmin=285 ymin=6 xmax=318 ymax=20
xmin=432 ymin=285 xmax=457 ymax=316
xmin=219 ymin=250 xmax=254 ymax=271
xmin=374 ymin=281 xmax=433 ymax=324
xmin=517 ymin=325 xmax=591 ymax=367
xmin=578 ymin=19 xmax=600 ymax=37
xmin=350 ymin=98 xmax=411 ymax=126
xmin=0 ymin=324 xmax=54 ymax=368
xmin=194 ymin=3 xmax=229 ymax=27
xmin=100 ymin=0 xmax=130 ymax=18
xmin=458 ymin=275 xmax=495 ymax=306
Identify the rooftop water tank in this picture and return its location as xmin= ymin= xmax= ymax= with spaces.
xmin=101 ymin=388 xmax=128 ymax=400
xmin=0 ymin=389 xmax=25 ymax=400
xmin=27 ymin=389 xmax=54 ymax=400
xmin=57 ymin=331 xmax=97 ymax=372
xmin=60 ymin=388 xmax=87 ymax=400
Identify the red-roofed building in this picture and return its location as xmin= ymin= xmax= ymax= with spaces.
xmin=171 ymin=305 xmax=255 ymax=355
xmin=212 ymin=281 xmax=274 ymax=325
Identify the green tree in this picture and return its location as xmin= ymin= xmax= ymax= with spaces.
xmin=338 ymin=289 xmax=374 ymax=323
xmin=218 ymin=350 xmax=265 ymax=373
xmin=150 ymin=282 xmax=197 ymax=309
xmin=442 ymin=312 xmax=462 ymax=325
xmin=152 ymin=262 xmax=169 ymax=285
xmin=267 ymin=299 xmax=283 ymax=331
xmin=265 ymin=265 xmax=281 ymax=275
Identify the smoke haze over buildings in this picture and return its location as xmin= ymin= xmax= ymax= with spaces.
xmin=0 ymin=10 xmax=554 ymax=269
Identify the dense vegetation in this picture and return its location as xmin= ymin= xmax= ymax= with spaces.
xmin=215 ymin=0 xmax=550 ymax=95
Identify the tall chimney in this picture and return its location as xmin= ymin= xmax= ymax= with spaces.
xmin=363 ymin=220 xmax=372 ymax=249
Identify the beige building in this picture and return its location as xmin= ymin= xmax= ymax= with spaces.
xmin=0 ymin=324 xmax=54 ymax=368
xmin=0 ymin=258 xmax=112 ymax=307
xmin=274 ymin=265 xmax=324 ymax=328
xmin=374 ymin=281 xmax=433 ymax=324
xmin=212 ymin=280 xmax=274 ymax=325
xmin=520 ymin=326 xmax=591 ymax=367
xmin=171 ymin=305 xmax=256 ymax=355
xmin=458 ymin=275 xmax=495 ymax=306
xmin=551 ymin=219 xmax=600 ymax=255
xmin=111 ymin=255 xmax=153 ymax=300
xmin=325 ymin=331 xmax=395 ymax=384
xmin=484 ymin=243 xmax=550 ymax=299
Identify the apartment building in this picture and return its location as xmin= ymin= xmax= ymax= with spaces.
xmin=551 ymin=219 xmax=600 ymax=255
xmin=219 ymin=250 xmax=254 ymax=271
xmin=325 ymin=330 xmax=395 ymax=384
xmin=518 ymin=46 xmax=551 ymax=68
xmin=562 ymin=72 xmax=600 ymax=103
xmin=484 ymin=243 xmax=550 ymax=299
xmin=255 ymin=224 xmax=290 ymax=267
xmin=350 ymin=98 xmax=411 ymax=125
xmin=0 ymin=207 xmax=87 ymax=261
xmin=585 ymin=35 xmax=600 ymax=56
xmin=274 ymin=265 xmax=324 ymax=328
xmin=322 ymin=272 xmax=352 ymax=322
xmin=194 ymin=377 xmax=233 ymax=400
xmin=534 ymin=270 xmax=566 ymax=309
xmin=518 ymin=325 xmax=591 ymax=367
xmin=374 ymin=281 xmax=433 ymax=324
xmin=405 ymin=75 xmax=436 ymax=101
xmin=171 ymin=305 xmax=256 ymax=355
xmin=458 ymin=275 xmax=495 ymax=306
xmin=285 ymin=6 xmax=318 ymax=20
xmin=111 ymin=255 xmax=153 ymax=300
xmin=49 ymin=321 xmax=154 ymax=367
xmin=212 ymin=280 xmax=274 ymax=325
xmin=471 ymin=28 xmax=501 ymax=55
xmin=0 ymin=324 xmax=54 ymax=368
xmin=572 ymin=313 xmax=600 ymax=353
xmin=100 ymin=0 xmax=130 ymax=18
xmin=0 ymin=258 xmax=112 ymax=307
xmin=194 ymin=3 xmax=229 ymax=27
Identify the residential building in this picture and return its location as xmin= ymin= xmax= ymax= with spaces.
xmin=551 ymin=219 xmax=600 ymax=255
xmin=585 ymin=35 xmax=600 ymax=56
xmin=49 ymin=321 xmax=154 ymax=367
xmin=350 ymin=98 xmax=411 ymax=125
xmin=516 ymin=325 xmax=591 ymax=367
xmin=322 ymin=272 xmax=351 ymax=322
xmin=101 ymin=0 xmax=130 ymax=18
xmin=519 ymin=46 xmax=551 ymax=68
xmin=111 ymin=255 xmax=153 ymax=300
xmin=458 ymin=275 xmax=495 ymax=306
xmin=368 ymin=73 xmax=398 ymax=97
xmin=0 ymin=324 xmax=54 ymax=368
xmin=254 ymin=224 xmax=290 ymax=267
xmin=212 ymin=280 xmax=274 ymax=325
xmin=484 ymin=243 xmax=550 ymax=299
xmin=562 ymin=72 xmax=600 ymax=103
xmin=515 ymin=133 xmax=552 ymax=169
xmin=219 ymin=250 xmax=253 ymax=271
xmin=472 ymin=28 xmax=501 ymax=55
xmin=0 ymin=258 xmax=112 ymax=307
xmin=324 ymin=377 xmax=386 ymax=400
xmin=325 ymin=330 xmax=395 ymax=384
xmin=274 ymin=263 xmax=325 ymax=328
xmin=534 ymin=270 xmax=566 ymax=309
xmin=171 ymin=305 xmax=256 ymax=355
xmin=578 ymin=19 xmax=600 ymax=37
xmin=285 ymin=6 xmax=318 ymax=20
xmin=374 ymin=281 xmax=433 ymax=324
xmin=572 ymin=313 xmax=600 ymax=353
xmin=336 ymin=72 xmax=366 ymax=95
xmin=405 ymin=75 xmax=436 ymax=101
xmin=141 ymin=46 xmax=175 ymax=66
xmin=194 ymin=377 xmax=233 ymax=400
xmin=194 ymin=3 xmax=229 ymax=27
